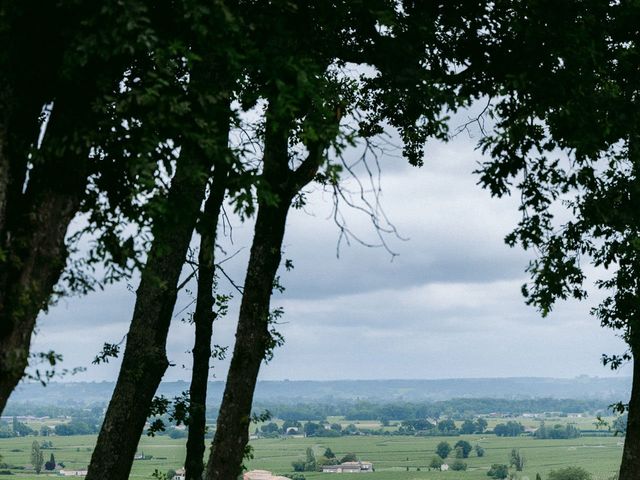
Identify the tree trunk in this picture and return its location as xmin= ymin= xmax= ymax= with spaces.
xmin=204 ymin=101 xmax=328 ymax=479
xmin=85 ymin=149 xmax=215 ymax=480
xmin=619 ymin=328 xmax=640 ymax=480
xmin=204 ymin=194 xmax=292 ymax=480
xmin=0 ymin=97 xmax=90 ymax=414
xmin=184 ymin=166 xmax=229 ymax=480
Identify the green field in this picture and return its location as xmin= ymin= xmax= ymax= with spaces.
xmin=0 ymin=432 xmax=623 ymax=480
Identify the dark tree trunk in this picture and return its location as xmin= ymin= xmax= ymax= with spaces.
xmin=204 ymin=196 xmax=292 ymax=480
xmin=204 ymin=102 xmax=328 ymax=480
xmin=85 ymin=150 xmax=214 ymax=480
xmin=619 ymin=329 xmax=640 ymax=480
xmin=184 ymin=166 xmax=229 ymax=480
xmin=0 ymin=97 xmax=90 ymax=414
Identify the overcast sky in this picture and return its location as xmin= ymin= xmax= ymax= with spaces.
xmin=30 ymin=107 xmax=632 ymax=384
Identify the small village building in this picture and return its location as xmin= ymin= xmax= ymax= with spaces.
xmin=172 ymin=468 xmax=186 ymax=480
xmin=59 ymin=469 xmax=88 ymax=477
xmin=321 ymin=461 xmax=373 ymax=473
xmin=243 ymin=470 xmax=290 ymax=480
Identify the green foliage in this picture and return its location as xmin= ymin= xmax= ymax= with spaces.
xmin=454 ymin=440 xmax=472 ymax=458
xmin=450 ymin=459 xmax=467 ymax=471
xmin=475 ymin=418 xmax=488 ymax=433
xmin=44 ymin=454 xmax=55 ymax=471
xmin=54 ymin=421 xmax=98 ymax=436
xmin=429 ymin=456 xmax=443 ymax=469
xmin=460 ymin=419 xmax=476 ymax=434
xmin=437 ymin=419 xmax=457 ymax=434
xmin=30 ymin=441 xmax=43 ymax=474
xmin=548 ymin=466 xmax=593 ymax=480
xmin=339 ymin=453 xmax=357 ymax=463
xmin=510 ymin=448 xmax=525 ymax=471
xmin=487 ymin=464 xmax=509 ymax=479
xmin=494 ymin=421 xmax=525 ymax=437
xmin=475 ymin=444 xmax=485 ymax=457
xmin=612 ymin=414 xmax=627 ymax=435
xmin=282 ymin=475 xmax=305 ymax=480
xmin=535 ymin=423 xmax=580 ymax=440
xmin=435 ymin=441 xmax=451 ymax=459
xmin=323 ymin=448 xmax=335 ymax=459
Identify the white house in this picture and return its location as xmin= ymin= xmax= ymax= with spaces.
xmin=59 ymin=469 xmax=88 ymax=477
xmin=321 ymin=461 xmax=373 ymax=473
xmin=172 ymin=468 xmax=185 ymax=480
xmin=243 ymin=470 xmax=290 ymax=480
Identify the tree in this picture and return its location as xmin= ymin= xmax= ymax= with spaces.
xmin=291 ymin=461 xmax=306 ymax=473
xmin=454 ymin=440 xmax=472 ymax=459
xmin=460 ymin=419 xmax=476 ymax=434
xmin=323 ymin=448 xmax=335 ymax=459
xmin=203 ymin=2 xmax=489 ymax=478
xmin=487 ymin=464 xmax=509 ymax=479
xmin=44 ymin=454 xmax=56 ymax=471
xmin=184 ymin=156 xmax=232 ymax=480
xmin=429 ymin=457 xmax=443 ymax=469
xmin=436 ymin=441 xmax=451 ymax=459
xmin=475 ymin=445 xmax=485 ymax=457
xmin=494 ymin=421 xmax=524 ymax=437
xmin=340 ymin=453 xmax=358 ymax=463
xmin=303 ymin=422 xmax=322 ymax=437
xmin=474 ymin=3 xmax=640 ymax=478
xmin=260 ymin=423 xmax=280 ymax=434
xmin=0 ymin=0 xmax=183 ymax=416
xmin=437 ymin=419 xmax=457 ymax=434
xmin=86 ymin=5 xmax=239 ymax=480
xmin=509 ymin=449 xmax=524 ymax=472
xmin=547 ymin=467 xmax=592 ymax=480
xmin=475 ymin=418 xmax=488 ymax=433
xmin=304 ymin=448 xmax=316 ymax=472
xmin=31 ymin=441 xmax=43 ymax=474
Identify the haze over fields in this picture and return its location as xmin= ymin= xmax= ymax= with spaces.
xmin=7 ymin=377 xmax=632 ymax=407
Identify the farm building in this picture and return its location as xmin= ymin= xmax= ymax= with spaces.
xmin=321 ymin=461 xmax=373 ymax=473
xmin=243 ymin=470 xmax=290 ymax=480
xmin=172 ymin=468 xmax=185 ymax=480
xmin=59 ymin=469 xmax=88 ymax=476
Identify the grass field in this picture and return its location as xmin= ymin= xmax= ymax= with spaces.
xmin=0 ymin=432 xmax=623 ymax=480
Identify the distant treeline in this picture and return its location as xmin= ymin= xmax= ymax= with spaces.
xmin=250 ymin=398 xmax=613 ymax=422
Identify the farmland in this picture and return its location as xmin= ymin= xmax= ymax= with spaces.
xmin=0 ymin=419 xmax=623 ymax=480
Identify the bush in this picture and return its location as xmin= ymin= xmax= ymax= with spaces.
xmin=547 ymin=466 xmax=592 ymax=480
xmin=475 ymin=445 xmax=485 ymax=457
xmin=429 ymin=457 xmax=443 ymax=469
xmin=291 ymin=461 xmax=306 ymax=472
xmin=450 ymin=460 xmax=467 ymax=471
xmin=487 ymin=464 xmax=509 ymax=479
xmin=340 ymin=453 xmax=358 ymax=463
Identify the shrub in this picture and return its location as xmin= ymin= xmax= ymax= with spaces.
xmin=487 ymin=464 xmax=509 ymax=479
xmin=451 ymin=460 xmax=467 ymax=471
xmin=291 ymin=461 xmax=306 ymax=472
xmin=547 ymin=466 xmax=592 ymax=480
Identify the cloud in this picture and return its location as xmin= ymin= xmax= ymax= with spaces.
xmin=25 ymin=118 xmax=632 ymax=386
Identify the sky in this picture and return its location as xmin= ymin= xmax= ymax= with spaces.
xmin=30 ymin=106 xmax=632 ymax=384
